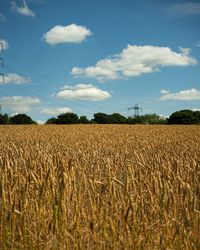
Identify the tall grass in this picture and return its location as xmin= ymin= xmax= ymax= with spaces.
xmin=0 ymin=125 xmax=199 ymax=249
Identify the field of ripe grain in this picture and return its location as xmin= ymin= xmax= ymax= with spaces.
xmin=0 ymin=125 xmax=199 ymax=249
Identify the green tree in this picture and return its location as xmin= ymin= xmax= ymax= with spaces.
xmin=45 ymin=117 xmax=58 ymax=124
xmin=168 ymin=110 xmax=195 ymax=124
xmin=127 ymin=116 xmax=143 ymax=124
xmin=127 ymin=114 xmax=166 ymax=124
xmin=57 ymin=113 xmax=79 ymax=124
xmin=9 ymin=114 xmax=36 ymax=124
xmin=141 ymin=114 xmax=167 ymax=124
xmin=193 ymin=111 xmax=200 ymax=124
xmin=0 ymin=114 xmax=9 ymax=124
xmin=109 ymin=113 xmax=127 ymax=124
xmin=79 ymin=115 xmax=89 ymax=124
xmin=93 ymin=113 xmax=111 ymax=124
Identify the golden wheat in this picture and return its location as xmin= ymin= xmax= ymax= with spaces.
xmin=0 ymin=125 xmax=199 ymax=249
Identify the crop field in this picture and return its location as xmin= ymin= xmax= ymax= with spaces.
xmin=0 ymin=125 xmax=199 ymax=249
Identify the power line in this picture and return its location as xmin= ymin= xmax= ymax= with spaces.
xmin=0 ymin=42 xmax=4 ymax=113
xmin=0 ymin=42 xmax=4 ymax=83
xmin=3 ymin=65 xmax=92 ymax=109
xmin=3 ymin=50 xmax=95 ymax=111
xmin=4 ymin=51 xmax=60 ymax=86
xmin=1 ymin=50 xmax=102 ymax=118
xmin=1 ymin=64 xmax=71 ymax=115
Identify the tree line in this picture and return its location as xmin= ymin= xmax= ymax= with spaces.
xmin=0 ymin=109 xmax=200 ymax=125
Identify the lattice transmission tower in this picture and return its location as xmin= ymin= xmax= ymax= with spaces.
xmin=0 ymin=42 xmax=4 ymax=83
xmin=0 ymin=42 xmax=4 ymax=115
xmin=128 ymin=104 xmax=142 ymax=117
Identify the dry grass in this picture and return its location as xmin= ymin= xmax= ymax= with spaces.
xmin=0 ymin=125 xmax=199 ymax=249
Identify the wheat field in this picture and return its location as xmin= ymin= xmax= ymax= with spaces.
xmin=0 ymin=125 xmax=199 ymax=249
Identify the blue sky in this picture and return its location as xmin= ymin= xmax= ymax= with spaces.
xmin=0 ymin=0 xmax=200 ymax=122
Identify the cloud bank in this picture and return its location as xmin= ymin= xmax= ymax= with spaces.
xmin=41 ymin=107 xmax=72 ymax=116
xmin=160 ymin=88 xmax=200 ymax=101
xmin=0 ymin=73 xmax=31 ymax=84
xmin=0 ymin=96 xmax=41 ymax=112
xmin=43 ymin=24 xmax=92 ymax=45
xmin=168 ymin=3 xmax=200 ymax=17
xmin=160 ymin=89 xmax=170 ymax=95
xmin=191 ymin=108 xmax=200 ymax=111
xmin=71 ymin=45 xmax=197 ymax=82
xmin=57 ymin=84 xmax=111 ymax=101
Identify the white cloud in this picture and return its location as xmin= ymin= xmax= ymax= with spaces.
xmin=190 ymin=108 xmax=200 ymax=111
xmin=160 ymin=88 xmax=200 ymax=101
xmin=160 ymin=89 xmax=170 ymax=95
xmin=37 ymin=120 xmax=45 ymax=124
xmin=11 ymin=0 xmax=35 ymax=17
xmin=57 ymin=84 xmax=111 ymax=101
xmin=168 ymin=3 xmax=200 ymax=17
xmin=0 ymin=39 xmax=9 ymax=50
xmin=0 ymin=13 xmax=6 ymax=21
xmin=41 ymin=107 xmax=72 ymax=116
xmin=71 ymin=45 xmax=197 ymax=82
xmin=43 ymin=23 xmax=92 ymax=45
xmin=0 ymin=96 xmax=41 ymax=112
xmin=0 ymin=73 xmax=31 ymax=84
xmin=158 ymin=114 xmax=169 ymax=119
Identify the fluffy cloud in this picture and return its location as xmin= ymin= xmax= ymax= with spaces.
xmin=43 ymin=24 xmax=92 ymax=45
xmin=57 ymin=84 xmax=111 ymax=101
xmin=0 ymin=39 xmax=9 ymax=50
xmin=160 ymin=88 xmax=200 ymax=101
xmin=168 ymin=3 xmax=200 ymax=17
xmin=71 ymin=45 xmax=197 ymax=82
xmin=160 ymin=89 xmax=170 ymax=95
xmin=11 ymin=0 xmax=35 ymax=17
xmin=191 ymin=108 xmax=200 ymax=111
xmin=41 ymin=107 xmax=72 ymax=116
xmin=0 ymin=73 xmax=31 ymax=84
xmin=0 ymin=13 xmax=6 ymax=21
xmin=0 ymin=96 xmax=41 ymax=112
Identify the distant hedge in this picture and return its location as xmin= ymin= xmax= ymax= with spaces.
xmin=45 ymin=112 xmax=166 ymax=125
xmin=1 ymin=109 xmax=200 ymax=125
